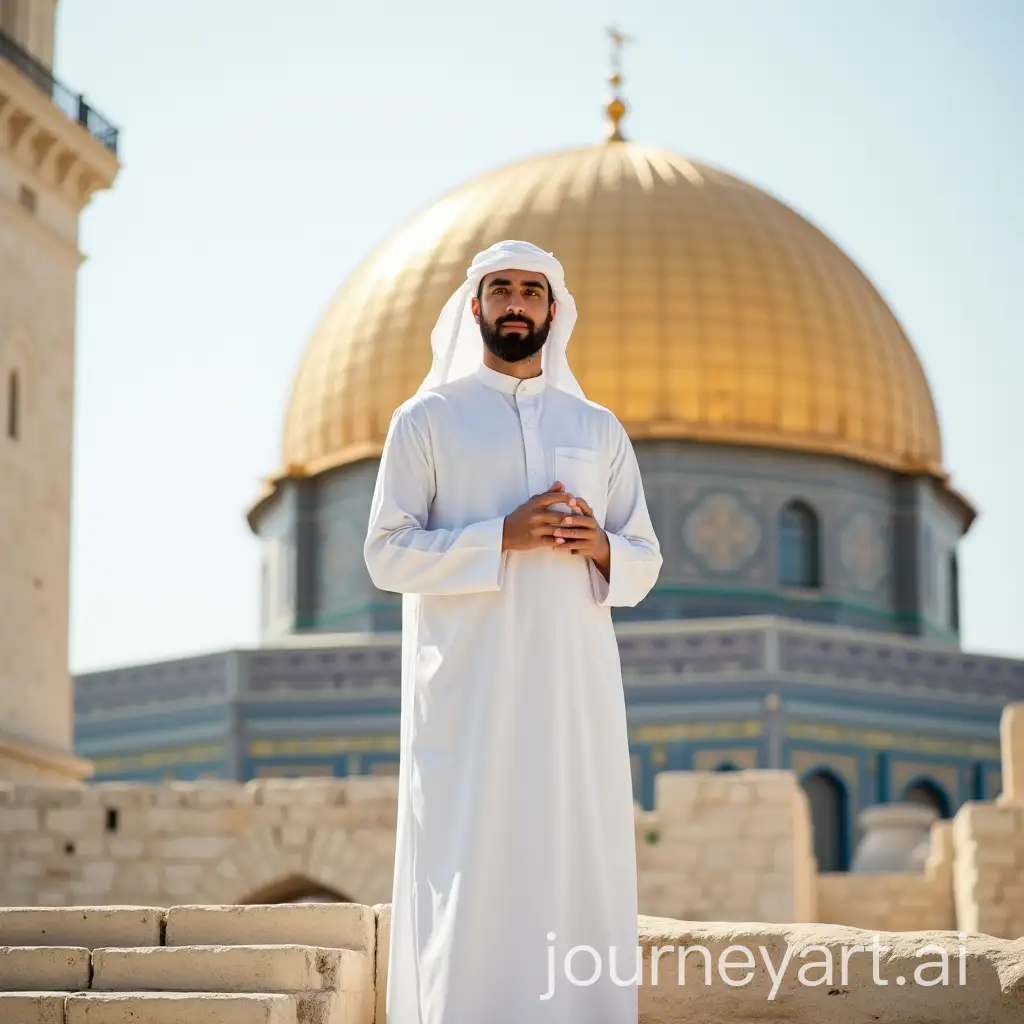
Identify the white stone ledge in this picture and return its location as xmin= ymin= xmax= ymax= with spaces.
xmin=91 ymin=944 xmax=366 ymax=996
xmin=0 ymin=945 xmax=90 ymax=990
xmin=0 ymin=991 xmax=67 ymax=1024
xmin=64 ymin=991 xmax=298 ymax=1024
xmin=0 ymin=908 xmax=163 ymax=948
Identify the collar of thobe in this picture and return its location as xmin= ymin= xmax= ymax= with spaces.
xmin=473 ymin=363 xmax=546 ymax=396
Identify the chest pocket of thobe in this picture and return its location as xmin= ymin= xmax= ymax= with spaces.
xmin=552 ymin=446 xmax=606 ymax=527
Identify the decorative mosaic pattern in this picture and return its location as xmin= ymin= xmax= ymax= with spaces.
xmin=75 ymin=655 xmax=231 ymax=714
xmin=779 ymin=631 xmax=1024 ymax=701
xmin=619 ymin=630 xmax=766 ymax=675
xmin=840 ymin=511 xmax=887 ymax=593
xmin=683 ymin=492 xmax=762 ymax=574
xmin=244 ymin=646 xmax=400 ymax=695
xmin=786 ymin=721 xmax=1000 ymax=760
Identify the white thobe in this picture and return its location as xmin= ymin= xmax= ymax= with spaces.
xmin=364 ymin=362 xmax=662 ymax=1024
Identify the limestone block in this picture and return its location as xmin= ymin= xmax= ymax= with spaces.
xmin=977 ymin=844 xmax=1018 ymax=868
xmin=157 ymin=836 xmax=232 ymax=860
xmin=44 ymin=808 xmax=92 ymax=833
xmin=727 ymin=783 xmax=752 ymax=805
xmin=637 ymin=917 xmax=1024 ymax=1023
xmin=652 ymin=773 xmax=700 ymax=817
xmin=1000 ymin=703 xmax=1024 ymax=804
xmin=374 ymin=903 xmax=390 ymax=1024
xmin=165 ymin=903 xmax=375 ymax=956
xmin=68 ymin=877 xmax=116 ymax=899
xmin=955 ymin=803 xmax=1016 ymax=841
xmin=81 ymin=862 xmax=116 ymax=887
xmin=639 ymin=844 xmax=699 ymax=872
xmin=19 ymin=836 xmax=58 ymax=856
xmin=342 ymin=778 xmax=399 ymax=804
xmin=0 ymin=908 xmax=163 ymax=948
xmin=9 ymin=859 xmax=43 ymax=879
xmin=770 ymin=841 xmax=795 ymax=872
xmin=280 ymin=825 xmax=310 ymax=849
xmin=751 ymin=771 xmax=801 ymax=803
xmin=0 ymin=992 xmax=66 ymax=1024
xmin=68 ymin=838 xmax=105 ymax=858
xmin=89 ymin=783 xmax=157 ymax=807
xmin=0 ymin=946 xmax=90 ymax=990
xmin=107 ymin=838 xmax=144 ymax=858
xmin=0 ymin=808 xmax=41 ymax=832
xmin=92 ymin=945 xmax=366 ymax=995
xmin=144 ymin=808 xmax=185 ymax=832
xmin=755 ymin=886 xmax=796 ymax=923
xmin=65 ymin=992 xmax=298 ymax=1024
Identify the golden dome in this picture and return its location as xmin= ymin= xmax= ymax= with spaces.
xmin=268 ymin=141 xmax=948 ymax=505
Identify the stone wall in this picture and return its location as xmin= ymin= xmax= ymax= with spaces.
xmin=0 ymin=778 xmax=397 ymax=910
xmin=635 ymin=769 xmax=816 ymax=923
xmin=0 ymin=770 xmax=814 ymax=923
xmin=4 ymin=703 xmax=1024 ymax=939
xmin=0 ymin=769 xmax=818 ymax=925
xmin=953 ymin=802 xmax=1024 ymax=939
xmin=2 ymin=903 xmax=1022 ymax=1024
xmin=816 ymin=821 xmax=956 ymax=932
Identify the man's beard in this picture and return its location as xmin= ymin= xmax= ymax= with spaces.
xmin=479 ymin=311 xmax=553 ymax=363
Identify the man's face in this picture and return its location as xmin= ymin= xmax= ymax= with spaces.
xmin=472 ymin=269 xmax=556 ymax=363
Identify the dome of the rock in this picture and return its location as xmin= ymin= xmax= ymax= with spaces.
xmin=265 ymin=140 xmax=946 ymax=509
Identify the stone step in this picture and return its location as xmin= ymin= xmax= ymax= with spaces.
xmin=64 ymin=992 xmax=297 ymax=1024
xmin=0 ymin=946 xmax=91 ymax=991
xmin=91 ymin=944 xmax=365 ymax=995
xmin=165 ymin=903 xmax=373 ymax=955
xmin=64 ymin=990 xmax=352 ymax=1024
xmin=0 ymin=991 xmax=67 ymax=1024
xmin=0 ymin=908 xmax=163 ymax=949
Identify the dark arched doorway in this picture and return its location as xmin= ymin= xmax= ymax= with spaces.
xmin=241 ymin=874 xmax=355 ymax=904
xmin=801 ymin=768 xmax=849 ymax=871
xmin=901 ymin=778 xmax=952 ymax=819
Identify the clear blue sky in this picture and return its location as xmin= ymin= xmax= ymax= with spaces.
xmin=58 ymin=0 xmax=1023 ymax=671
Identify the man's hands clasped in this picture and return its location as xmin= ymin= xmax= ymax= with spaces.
xmin=501 ymin=482 xmax=611 ymax=577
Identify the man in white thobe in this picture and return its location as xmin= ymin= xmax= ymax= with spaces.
xmin=364 ymin=240 xmax=662 ymax=1023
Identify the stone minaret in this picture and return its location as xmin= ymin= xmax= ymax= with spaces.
xmin=0 ymin=0 xmax=119 ymax=781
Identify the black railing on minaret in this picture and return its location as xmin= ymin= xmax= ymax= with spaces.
xmin=0 ymin=29 xmax=119 ymax=156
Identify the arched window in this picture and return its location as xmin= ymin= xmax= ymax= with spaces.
xmin=779 ymin=501 xmax=821 ymax=588
xmin=802 ymin=769 xmax=848 ymax=871
xmin=6 ymin=369 xmax=19 ymax=440
xmin=902 ymin=778 xmax=951 ymax=819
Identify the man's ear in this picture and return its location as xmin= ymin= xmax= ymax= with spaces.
xmin=470 ymin=295 xmax=481 ymax=323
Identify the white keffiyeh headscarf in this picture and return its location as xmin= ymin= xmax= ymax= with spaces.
xmin=415 ymin=240 xmax=586 ymax=399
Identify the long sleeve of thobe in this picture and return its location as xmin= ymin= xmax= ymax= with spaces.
xmin=588 ymin=420 xmax=663 ymax=607
xmin=363 ymin=404 xmax=508 ymax=596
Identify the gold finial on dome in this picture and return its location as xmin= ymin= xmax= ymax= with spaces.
xmin=604 ymin=26 xmax=632 ymax=142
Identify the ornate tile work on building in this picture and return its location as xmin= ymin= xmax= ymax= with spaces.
xmin=619 ymin=629 xmax=765 ymax=676
xmin=75 ymin=655 xmax=231 ymax=715
xmin=682 ymin=491 xmax=763 ymax=575
xmin=839 ymin=511 xmax=888 ymax=593
xmin=786 ymin=721 xmax=1000 ymax=760
xmin=244 ymin=646 xmax=400 ymax=696
xmin=779 ymin=631 xmax=1024 ymax=701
